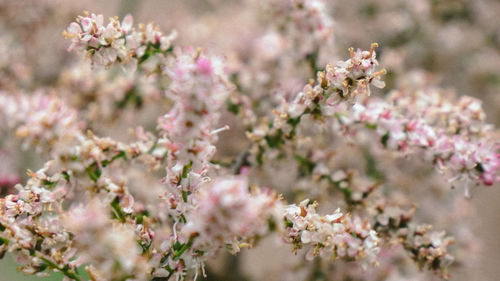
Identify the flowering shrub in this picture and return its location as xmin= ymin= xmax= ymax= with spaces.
xmin=0 ymin=1 xmax=499 ymax=281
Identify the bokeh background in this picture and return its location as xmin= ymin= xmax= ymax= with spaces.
xmin=1 ymin=0 xmax=499 ymax=280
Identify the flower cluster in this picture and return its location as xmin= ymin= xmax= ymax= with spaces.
xmin=63 ymin=200 xmax=150 ymax=280
xmin=288 ymin=43 xmax=386 ymax=118
xmin=182 ymin=177 xmax=280 ymax=256
xmin=372 ymin=201 xmax=455 ymax=278
xmin=284 ymin=199 xmax=380 ymax=266
xmin=0 ymin=92 xmax=84 ymax=156
xmin=246 ymin=43 xmax=386 ymax=164
xmin=57 ymin=63 xmax=164 ymax=122
xmin=0 ymin=3 xmax=499 ymax=281
xmin=0 ymin=163 xmax=77 ymax=278
xmin=387 ymin=85 xmax=491 ymax=137
xmin=64 ymin=12 xmax=175 ymax=70
xmin=347 ymin=97 xmax=500 ymax=188
xmin=157 ymin=48 xmax=233 ymax=220
xmin=260 ymin=0 xmax=334 ymax=57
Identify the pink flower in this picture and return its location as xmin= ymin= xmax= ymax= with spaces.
xmin=196 ymin=58 xmax=213 ymax=76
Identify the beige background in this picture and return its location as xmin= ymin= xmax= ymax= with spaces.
xmin=1 ymin=1 xmax=499 ymax=280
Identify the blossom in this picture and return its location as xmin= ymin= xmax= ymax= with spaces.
xmin=181 ymin=177 xmax=280 ymax=256
xmin=0 ymin=4 xmax=499 ymax=281
xmin=284 ymin=199 xmax=380 ymax=265
xmin=64 ymin=12 xmax=176 ymax=69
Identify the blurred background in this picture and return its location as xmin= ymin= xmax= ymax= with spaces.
xmin=0 ymin=0 xmax=499 ymax=280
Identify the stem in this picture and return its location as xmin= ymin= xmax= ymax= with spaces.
xmin=173 ymin=236 xmax=195 ymax=260
xmin=111 ymin=197 xmax=127 ymax=223
xmin=40 ymin=257 xmax=82 ymax=281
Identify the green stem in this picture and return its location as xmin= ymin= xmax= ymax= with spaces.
xmin=172 ymin=236 xmax=195 ymax=260
xmin=39 ymin=257 xmax=82 ymax=281
xmin=111 ymin=197 xmax=127 ymax=223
